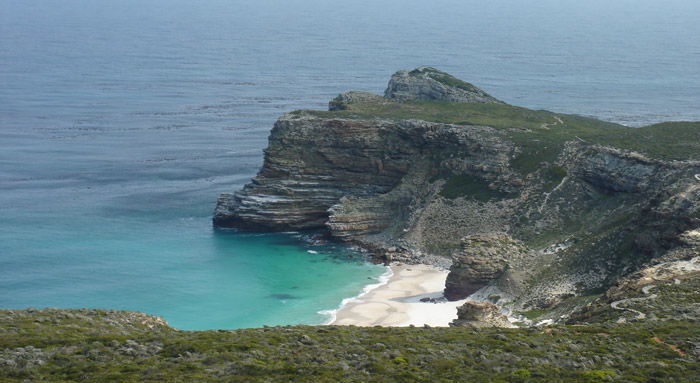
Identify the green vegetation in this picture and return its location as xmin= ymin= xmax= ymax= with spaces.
xmin=303 ymin=99 xmax=558 ymax=132
xmin=439 ymin=173 xmax=510 ymax=201
xmin=425 ymin=242 xmax=461 ymax=256
xmin=511 ymin=368 xmax=531 ymax=380
xmin=1 ymin=308 xmax=699 ymax=382
xmin=296 ymin=98 xmax=700 ymax=168
xmin=580 ymin=370 xmax=616 ymax=382
xmin=519 ymin=309 xmax=549 ymax=320
xmin=548 ymin=166 xmax=567 ymax=179
xmin=571 ymin=277 xmax=700 ymax=325
xmin=539 ymin=165 xmax=568 ymax=191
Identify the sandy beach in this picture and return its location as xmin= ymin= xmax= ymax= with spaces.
xmin=332 ymin=264 xmax=468 ymax=327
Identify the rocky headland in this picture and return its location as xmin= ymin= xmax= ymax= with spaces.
xmin=2 ymin=68 xmax=700 ymax=382
xmin=214 ymin=67 xmax=700 ymax=320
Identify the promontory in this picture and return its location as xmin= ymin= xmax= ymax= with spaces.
xmin=214 ymin=67 xmax=700 ymax=318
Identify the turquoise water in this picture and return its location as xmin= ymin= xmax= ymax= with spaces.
xmin=1 ymin=205 xmax=387 ymax=330
xmin=1 ymin=0 xmax=699 ymax=329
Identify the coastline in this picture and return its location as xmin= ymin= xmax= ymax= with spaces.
xmin=330 ymin=264 xmax=468 ymax=327
xmin=319 ymin=265 xmax=394 ymax=325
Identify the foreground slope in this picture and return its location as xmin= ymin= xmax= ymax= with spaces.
xmin=2 ymin=300 xmax=700 ymax=382
xmin=214 ymin=67 xmax=700 ymax=313
xmin=4 ymin=259 xmax=700 ymax=381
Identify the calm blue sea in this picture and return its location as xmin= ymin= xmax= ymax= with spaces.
xmin=1 ymin=0 xmax=699 ymax=330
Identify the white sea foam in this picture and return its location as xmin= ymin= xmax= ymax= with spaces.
xmin=307 ymin=250 xmax=318 ymax=254
xmin=318 ymin=265 xmax=393 ymax=325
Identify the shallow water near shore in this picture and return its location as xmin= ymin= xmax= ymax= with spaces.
xmin=1 ymin=206 xmax=387 ymax=330
xmin=1 ymin=0 xmax=699 ymax=329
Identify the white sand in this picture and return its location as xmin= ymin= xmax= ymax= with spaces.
xmin=332 ymin=264 xmax=468 ymax=327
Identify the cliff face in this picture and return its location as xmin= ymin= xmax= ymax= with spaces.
xmin=213 ymin=117 xmax=410 ymax=230
xmin=444 ymin=234 xmax=532 ymax=301
xmin=215 ymin=68 xmax=700 ymax=310
xmin=214 ymin=116 xmax=515 ymax=233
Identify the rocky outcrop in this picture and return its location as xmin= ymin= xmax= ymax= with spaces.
xmin=444 ymin=234 xmax=531 ymax=301
xmin=326 ymin=196 xmax=395 ymax=239
xmin=213 ymin=116 xmax=517 ymax=232
xmin=571 ymin=146 xmax=661 ymax=194
xmin=631 ymin=183 xmax=700 ymax=260
xmin=212 ymin=117 xmax=413 ymax=230
xmin=384 ymin=67 xmax=503 ymax=104
xmin=450 ymin=301 xmax=515 ymax=328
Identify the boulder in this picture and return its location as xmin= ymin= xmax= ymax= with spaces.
xmin=444 ymin=234 xmax=528 ymax=301
xmin=450 ymin=301 xmax=514 ymax=328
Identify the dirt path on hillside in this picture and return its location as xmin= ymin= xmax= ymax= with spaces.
xmin=611 ymin=285 xmax=658 ymax=322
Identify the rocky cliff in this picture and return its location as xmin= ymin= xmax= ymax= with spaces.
xmin=444 ymin=234 xmax=532 ymax=301
xmin=215 ymin=68 xmax=700 ymax=314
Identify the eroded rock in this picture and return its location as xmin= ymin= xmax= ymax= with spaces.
xmin=571 ymin=146 xmax=661 ymax=194
xmin=450 ymin=301 xmax=514 ymax=328
xmin=444 ymin=234 xmax=530 ymax=301
xmin=213 ymin=116 xmax=515 ymax=233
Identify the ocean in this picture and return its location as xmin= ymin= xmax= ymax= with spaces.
xmin=1 ymin=0 xmax=699 ymax=330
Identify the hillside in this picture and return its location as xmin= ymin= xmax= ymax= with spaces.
xmin=2 ymin=272 xmax=700 ymax=383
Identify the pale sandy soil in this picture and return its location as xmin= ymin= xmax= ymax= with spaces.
xmin=332 ymin=264 xmax=468 ymax=327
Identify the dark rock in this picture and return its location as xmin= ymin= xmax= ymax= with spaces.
xmin=214 ymin=116 xmax=515 ymax=237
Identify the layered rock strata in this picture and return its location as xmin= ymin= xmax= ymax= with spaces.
xmin=213 ymin=117 xmax=411 ymax=230
xmin=214 ymin=116 xmax=517 ymax=233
